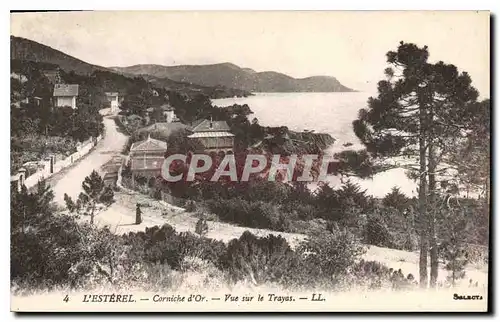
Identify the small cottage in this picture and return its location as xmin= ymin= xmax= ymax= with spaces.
xmin=188 ymin=119 xmax=234 ymax=154
xmin=53 ymin=84 xmax=79 ymax=109
xmin=129 ymin=135 xmax=168 ymax=180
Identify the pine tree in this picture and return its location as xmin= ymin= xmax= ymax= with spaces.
xmin=353 ymin=42 xmax=479 ymax=288
xmin=382 ymin=186 xmax=410 ymax=211
xmin=64 ymin=170 xmax=114 ymax=224
xmin=11 ymin=180 xmax=54 ymax=233
xmin=443 ymin=99 xmax=490 ymax=202
xmin=439 ymin=204 xmax=469 ymax=287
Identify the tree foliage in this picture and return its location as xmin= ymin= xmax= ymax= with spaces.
xmin=352 ymin=41 xmax=481 ymax=288
xmin=382 ymin=186 xmax=411 ymax=211
xmin=64 ymin=170 xmax=114 ymax=224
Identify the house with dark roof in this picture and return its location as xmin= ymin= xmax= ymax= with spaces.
xmin=187 ymin=119 xmax=234 ymax=153
xmin=53 ymin=84 xmax=79 ymax=109
xmin=137 ymin=122 xmax=187 ymax=138
xmin=129 ymin=135 xmax=168 ymax=179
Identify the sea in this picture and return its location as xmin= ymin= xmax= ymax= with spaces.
xmin=212 ymin=92 xmax=418 ymax=198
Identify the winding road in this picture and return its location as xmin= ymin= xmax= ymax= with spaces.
xmin=50 ymin=109 xmax=128 ymax=205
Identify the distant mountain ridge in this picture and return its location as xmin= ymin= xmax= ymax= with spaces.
xmin=110 ymin=63 xmax=355 ymax=93
xmin=11 ymin=36 xmax=110 ymax=75
xmin=10 ymin=36 xmax=251 ymax=98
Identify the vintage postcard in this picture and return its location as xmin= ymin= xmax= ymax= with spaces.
xmin=10 ymin=11 xmax=490 ymax=312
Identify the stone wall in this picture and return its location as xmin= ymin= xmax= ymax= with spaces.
xmin=13 ymin=135 xmax=103 ymax=191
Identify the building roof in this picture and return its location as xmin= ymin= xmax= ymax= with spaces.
xmin=190 ymin=119 xmax=231 ymax=132
xmin=147 ymin=104 xmax=175 ymax=112
xmin=188 ymin=131 xmax=235 ymax=138
xmin=53 ymin=84 xmax=79 ymax=97
xmin=130 ymin=136 xmax=168 ymax=152
xmin=137 ymin=122 xmax=187 ymax=137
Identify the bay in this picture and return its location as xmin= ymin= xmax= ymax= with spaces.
xmin=212 ymin=92 xmax=417 ymax=198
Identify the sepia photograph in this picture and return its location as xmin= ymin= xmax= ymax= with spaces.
xmin=9 ymin=10 xmax=490 ymax=312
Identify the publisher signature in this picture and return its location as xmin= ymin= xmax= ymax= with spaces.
xmin=453 ymin=294 xmax=484 ymax=300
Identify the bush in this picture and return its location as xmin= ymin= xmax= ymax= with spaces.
xmin=184 ymin=200 xmax=197 ymax=212
xmin=350 ymin=260 xmax=393 ymax=290
xmin=382 ymin=186 xmax=410 ymax=211
xmin=286 ymin=203 xmax=316 ymax=221
xmin=439 ymin=210 xmax=470 ymax=287
xmin=220 ymin=231 xmax=303 ymax=286
xmin=363 ymin=214 xmax=393 ymax=248
xmin=350 ymin=260 xmax=417 ymax=291
xmin=11 ymin=213 xmax=126 ymax=290
xmin=288 ymin=218 xmax=328 ymax=235
xmin=153 ymin=189 xmax=162 ymax=200
xmin=296 ymin=226 xmax=365 ymax=288
xmin=195 ymin=218 xmax=209 ymax=236
xmin=99 ymin=186 xmax=115 ymax=206
xmin=207 ymin=198 xmax=290 ymax=231
xmin=297 ymin=230 xmax=365 ymax=275
xmin=177 ymin=232 xmax=227 ymax=266
xmin=122 ymin=224 xmax=227 ymax=271
xmin=392 ymin=230 xmax=419 ymax=251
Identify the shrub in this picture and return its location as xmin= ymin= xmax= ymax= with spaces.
xmin=439 ymin=210 xmax=470 ymax=287
xmin=121 ymin=163 xmax=132 ymax=179
xmin=134 ymin=174 xmax=148 ymax=186
xmin=176 ymin=256 xmax=227 ymax=292
xmin=382 ymin=186 xmax=410 ymax=211
xmin=153 ymin=189 xmax=162 ymax=200
xmin=220 ymin=231 xmax=303 ymax=286
xmin=350 ymin=260 xmax=393 ymax=290
xmin=206 ymin=198 xmax=290 ymax=231
xmin=184 ymin=200 xmax=197 ymax=212
xmin=335 ymin=180 xmax=374 ymax=213
xmin=286 ymin=202 xmax=316 ymax=221
xmin=363 ymin=214 xmax=393 ymax=248
xmin=11 ymin=212 xmax=126 ymax=290
xmin=99 ymin=186 xmax=115 ymax=206
xmin=122 ymin=224 xmax=227 ymax=270
xmin=392 ymin=230 xmax=419 ymax=251
xmin=195 ymin=218 xmax=209 ymax=236
xmin=177 ymin=232 xmax=227 ymax=265
xmin=130 ymin=262 xmax=174 ymax=291
xmin=296 ymin=228 xmax=366 ymax=287
xmin=288 ymin=218 xmax=328 ymax=235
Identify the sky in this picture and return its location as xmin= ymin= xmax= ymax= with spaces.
xmin=10 ymin=11 xmax=490 ymax=97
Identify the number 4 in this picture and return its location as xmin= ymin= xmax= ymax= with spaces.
xmin=63 ymin=295 xmax=69 ymax=303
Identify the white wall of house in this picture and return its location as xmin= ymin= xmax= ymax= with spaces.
xmin=110 ymin=96 xmax=119 ymax=112
xmin=56 ymin=96 xmax=77 ymax=109
xmin=164 ymin=110 xmax=175 ymax=123
xmin=107 ymin=94 xmax=119 ymax=112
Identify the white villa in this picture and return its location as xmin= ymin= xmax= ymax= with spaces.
xmin=53 ymin=84 xmax=79 ymax=109
xmin=105 ymin=92 xmax=120 ymax=113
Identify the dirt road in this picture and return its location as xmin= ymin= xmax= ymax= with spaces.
xmin=50 ymin=113 xmax=128 ymax=205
